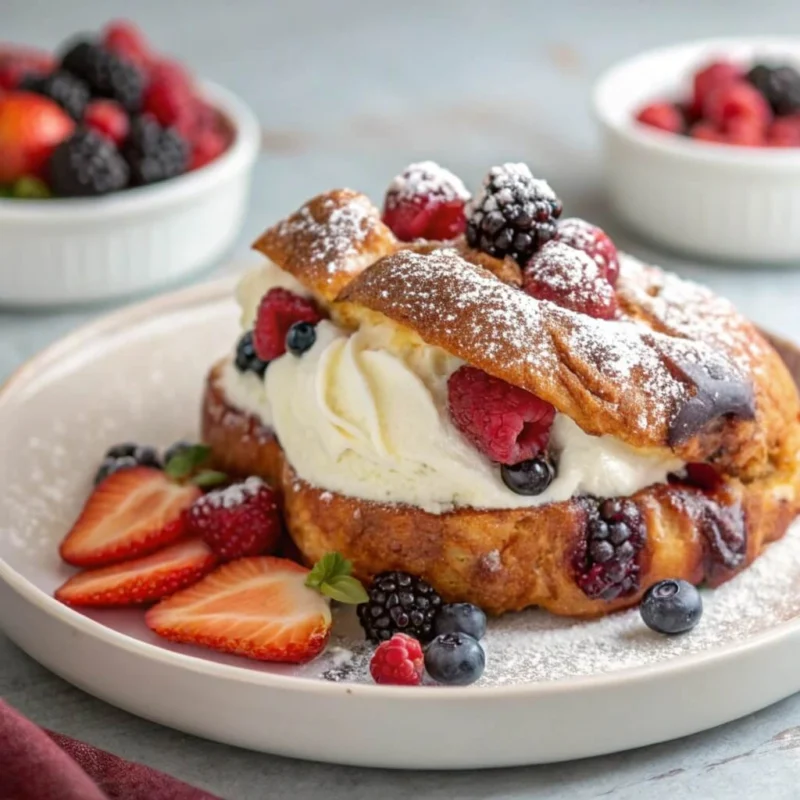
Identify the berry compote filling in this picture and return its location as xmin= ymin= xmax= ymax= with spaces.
xmin=698 ymin=499 xmax=746 ymax=576
xmin=575 ymin=498 xmax=646 ymax=601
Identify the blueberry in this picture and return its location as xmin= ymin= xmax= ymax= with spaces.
xmin=500 ymin=457 xmax=555 ymax=496
xmin=106 ymin=442 xmax=138 ymax=459
xmin=94 ymin=455 xmax=138 ymax=485
xmin=434 ymin=603 xmax=487 ymax=641
xmin=133 ymin=445 xmax=162 ymax=469
xmin=286 ymin=322 xmax=317 ymax=356
xmin=424 ymin=633 xmax=486 ymax=686
xmin=235 ymin=331 xmax=268 ymax=377
xmin=640 ymin=579 xmax=703 ymax=635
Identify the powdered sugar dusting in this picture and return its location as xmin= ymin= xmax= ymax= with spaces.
xmin=198 ymin=476 xmax=265 ymax=510
xmin=387 ymin=161 xmax=469 ymax=204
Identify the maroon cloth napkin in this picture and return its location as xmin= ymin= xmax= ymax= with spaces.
xmin=0 ymin=700 xmax=221 ymax=800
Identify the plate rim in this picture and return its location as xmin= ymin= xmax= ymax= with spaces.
xmin=2 ymin=275 xmax=800 ymax=702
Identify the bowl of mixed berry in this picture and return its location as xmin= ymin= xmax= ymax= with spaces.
xmin=594 ymin=38 xmax=800 ymax=263
xmin=0 ymin=21 xmax=259 ymax=306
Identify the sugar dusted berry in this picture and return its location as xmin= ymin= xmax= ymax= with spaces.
xmin=187 ymin=476 xmax=282 ymax=562
xmin=466 ymin=163 xmax=562 ymax=265
xmin=369 ymin=633 xmax=424 ymax=686
xmin=253 ymin=287 xmax=322 ymax=362
xmin=635 ymin=103 xmax=683 ymax=134
xmin=447 ymin=366 xmax=555 ymax=465
xmin=555 ymin=217 xmax=620 ymax=285
xmin=523 ymin=241 xmax=618 ymax=320
xmin=382 ymin=160 xmax=469 ymax=242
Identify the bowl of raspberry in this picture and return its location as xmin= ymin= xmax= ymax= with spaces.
xmin=594 ymin=38 xmax=800 ymax=263
xmin=0 ymin=21 xmax=259 ymax=306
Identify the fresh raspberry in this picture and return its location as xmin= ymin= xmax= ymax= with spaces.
xmin=149 ymin=59 xmax=193 ymax=91
xmin=523 ymin=241 xmax=618 ymax=320
xmin=447 ymin=366 xmax=555 ymax=465
xmin=692 ymin=61 xmax=743 ymax=116
xmin=190 ymin=127 xmax=228 ymax=170
xmin=554 ymin=218 xmax=620 ymax=285
xmin=767 ymin=115 xmax=800 ymax=147
xmin=143 ymin=73 xmax=197 ymax=138
xmin=703 ymin=82 xmax=771 ymax=131
xmin=102 ymin=20 xmax=152 ymax=72
xmin=186 ymin=476 xmax=282 ymax=562
xmin=635 ymin=103 xmax=683 ymax=134
xmin=0 ymin=47 xmax=54 ymax=91
xmin=690 ymin=121 xmax=727 ymax=143
xmin=253 ymin=288 xmax=323 ymax=361
xmin=725 ymin=117 xmax=765 ymax=147
xmin=382 ymin=161 xmax=469 ymax=241
xmin=369 ymin=633 xmax=424 ymax=686
xmin=84 ymin=100 xmax=129 ymax=146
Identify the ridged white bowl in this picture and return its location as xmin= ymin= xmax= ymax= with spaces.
xmin=0 ymin=82 xmax=260 ymax=307
xmin=594 ymin=38 xmax=800 ymax=263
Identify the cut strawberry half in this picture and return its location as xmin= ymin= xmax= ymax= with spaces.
xmin=145 ymin=557 xmax=332 ymax=663
xmin=59 ymin=467 xmax=201 ymax=568
xmin=56 ymin=538 xmax=217 ymax=608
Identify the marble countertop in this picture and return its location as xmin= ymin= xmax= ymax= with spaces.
xmin=2 ymin=1 xmax=800 ymax=797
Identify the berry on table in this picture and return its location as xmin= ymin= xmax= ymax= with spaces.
xmin=500 ymin=456 xmax=555 ymax=496
xmin=448 ymin=365 xmax=556 ymax=465
xmin=186 ymin=476 xmax=282 ymax=562
xmin=357 ymin=571 xmax=442 ymax=643
xmin=640 ymin=579 xmax=703 ymax=635
xmin=19 ymin=70 xmax=89 ymax=120
xmin=235 ymin=331 xmax=269 ymax=377
xmin=381 ymin=160 xmax=470 ymax=242
xmin=122 ymin=115 xmax=189 ymax=186
xmin=48 ymin=129 xmax=129 ymax=197
xmin=466 ymin=163 xmax=562 ymax=265
xmin=555 ymin=217 xmax=620 ymax=285
xmin=523 ymin=241 xmax=618 ymax=320
xmin=84 ymin=99 xmax=129 ymax=146
xmin=635 ymin=103 xmax=684 ymax=134
xmin=747 ymin=63 xmax=800 ymax=116
xmin=60 ymin=40 xmax=145 ymax=113
xmin=434 ymin=603 xmax=487 ymax=641
xmin=369 ymin=633 xmax=424 ymax=686
xmin=286 ymin=321 xmax=317 ymax=356
xmin=253 ymin=287 xmax=322 ymax=362
xmin=424 ymin=632 xmax=486 ymax=686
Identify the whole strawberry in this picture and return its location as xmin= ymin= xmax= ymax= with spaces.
xmin=187 ymin=476 xmax=282 ymax=561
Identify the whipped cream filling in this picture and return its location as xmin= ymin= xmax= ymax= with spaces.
xmin=266 ymin=319 xmax=684 ymax=514
xmin=219 ymin=358 xmax=273 ymax=427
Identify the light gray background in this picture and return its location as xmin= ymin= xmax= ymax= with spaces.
xmin=2 ymin=1 xmax=800 ymax=797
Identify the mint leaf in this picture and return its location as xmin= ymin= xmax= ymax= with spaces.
xmin=192 ymin=470 xmax=228 ymax=488
xmin=165 ymin=444 xmax=212 ymax=480
xmin=305 ymin=552 xmax=366 ymax=604
xmin=318 ymin=575 xmax=369 ymax=604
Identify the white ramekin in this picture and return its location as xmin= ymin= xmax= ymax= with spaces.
xmin=594 ymin=38 xmax=800 ymax=263
xmin=0 ymin=82 xmax=260 ymax=307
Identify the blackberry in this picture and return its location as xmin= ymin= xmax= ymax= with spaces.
xmin=357 ymin=571 xmax=443 ymax=643
xmin=94 ymin=442 xmax=162 ymax=484
xmin=19 ymin=70 xmax=90 ymax=120
xmin=575 ymin=498 xmax=646 ymax=601
xmin=61 ymin=40 xmax=144 ymax=112
xmin=747 ymin=63 xmax=800 ymax=116
xmin=48 ymin=130 xmax=129 ymax=197
xmin=466 ymin=163 xmax=562 ymax=265
xmin=501 ymin=457 xmax=555 ymax=496
xmin=235 ymin=331 xmax=269 ymax=378
xmin=122 ymin=115 xmax=189 ymax=186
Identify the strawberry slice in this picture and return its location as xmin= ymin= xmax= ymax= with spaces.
xmin=60 ymin=467 xmax=201 ymax=568
xmin=56 ymin=539 xmax=217 ymax=608
xmin=145 ymin=557 xmax=332 ymax=664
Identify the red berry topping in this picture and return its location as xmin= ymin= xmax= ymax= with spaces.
xmin=447 ymin=366 xmax=555 ymax=465
xmin=369 ymin=633 xmax=424 ymax=686
xmin=523 ymin=241 xmax=618 ymax=320
xmin=703 ymin=82 xmax=771 ymax=131
xmin=84 ymin=100 xmax=129 ymax=146
xmin=692 ymin=61 xmax=743 ymax=116
xmin=635 ymin=103 xmax=683 ymax=134
xmin=143 ymin=71 xmax=197 ymax=138
xmin=186 ymin=477 xmax=282 ymax=562
xmin=102 ymin=20 xmax=152 ymax=72
xmin=690 ymin=121 xmax=727 ymax=143
xmin=253 ymin=288 xmax=323 ymax=362
xmin=554 ymin=217 xmax=620 ymax=285
xmin=382 ymin=161 xmax=470 ymax=242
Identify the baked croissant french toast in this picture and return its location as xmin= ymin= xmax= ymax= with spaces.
xmin=202 ymin=161 xmax=800 ymax=618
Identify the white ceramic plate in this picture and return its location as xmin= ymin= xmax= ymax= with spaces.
xmin=2 ymin=276 xmax=800 ymax=769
